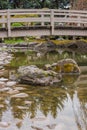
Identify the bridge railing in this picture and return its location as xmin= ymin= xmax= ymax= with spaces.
xmin=0 ymin=9 xmax=87 ymax=37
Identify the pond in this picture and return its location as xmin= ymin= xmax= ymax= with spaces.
xmin=0 ymin=50 xmax=87 ymax=130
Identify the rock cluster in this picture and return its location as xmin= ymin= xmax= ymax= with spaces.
xmin=0 ymin=48 xmax=17 ymax=91
xmin=18 ymin=59 xmax=80 ymax=86
xmin=0 ymin=77 xmax=17 ymax=94
xmin=0 ymin=51 xmax=13 ymax=69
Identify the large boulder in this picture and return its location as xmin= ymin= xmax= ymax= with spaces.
xmin=45 ymin=59 xmax=81 ymax=74
xmin=34 ymin=41 xmax=57 ymax=54
xmin=18 ymin=65 xmax=62 ymax=86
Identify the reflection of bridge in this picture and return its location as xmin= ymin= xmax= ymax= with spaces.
xmin=0 ymin=9 xmax=87 ymax=38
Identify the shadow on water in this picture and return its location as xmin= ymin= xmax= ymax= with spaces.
xmin=0 ymin=50 xmax=87 ymax=130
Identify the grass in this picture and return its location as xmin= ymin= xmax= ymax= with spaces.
xmin=4 ymin=37 xmax=87 ymax=45
xmin=4 ymin=38 xmax=25 ymax=44
xmin=4 ymin=37 xmax=46 ymax=44
xmin=12 ymin=23 xmax=23 ymax=27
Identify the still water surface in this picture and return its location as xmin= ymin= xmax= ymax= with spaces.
xmin=0 ymin=51 xmax=87 ymax=130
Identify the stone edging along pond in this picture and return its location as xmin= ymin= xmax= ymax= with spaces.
xmin=1 ymin=40 xmax=87 ymax=53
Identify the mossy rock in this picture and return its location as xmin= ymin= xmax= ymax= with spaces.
xmin=48 ymin=59 xmax=81 ymax=74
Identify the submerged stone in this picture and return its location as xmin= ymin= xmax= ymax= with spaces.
xmin=11 ymin=93 xmax=28 ymax=98
xmin=8 ymin=89 xmax=19 ymax=95
xmin=0 ymin=51 xmax=13 ymax=69
xmin=0 ymin=77 xmax=8 ymax=82
xmin=6 ymin=81 xmax=17 ymax=87
xmin=0 ymin=122 xmax=10 ymax=128
xmin=0 ymin=104 xmax=4 ymax=108
xmin=0 ymin=66 xmax=3 ymax=70
xmin=0 ymin=87 xmax=11 ymax=92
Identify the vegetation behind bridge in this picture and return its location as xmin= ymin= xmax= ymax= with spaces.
xmin=0 ymin=0 xmax=87 ymax=10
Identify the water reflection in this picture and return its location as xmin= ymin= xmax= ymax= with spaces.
xmin=7 ymin=50 xmax=87 ymax=68
xmin=0 ymin=51 xmax=87 ymax=130
xmin=0 ymin=74 xmax=87 ymax=130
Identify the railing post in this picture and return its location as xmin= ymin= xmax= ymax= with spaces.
xmin=2 ymin=15 xmax=5 ymax=28
xmin=50 ymin=9 xmax=54 ymax=35
xmin=77 ymin=16 xmax=81 ymax=27
xmin=7 ymin=9 xmax=11 ymax=37
xmin=41 ymin=14 xmax=44 ymax=26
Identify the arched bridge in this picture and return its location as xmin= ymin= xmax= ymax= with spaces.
xmin=0 ymin=9 xmax=87 ymax=38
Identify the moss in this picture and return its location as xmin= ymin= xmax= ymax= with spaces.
xmin=63 ymin=63 xmax=74 ymax=73
xmin=80 ymin=39 xmax=87 ymax=43
xmin=51 ymin=40 xmax=74 ymax=45
xmin=63 ymin=63 xmax=80 ymax=73
xmin=4 ymin=38 xmax=24 ymax=44
xmin=53 ymin=65 xmax=61 ymax=73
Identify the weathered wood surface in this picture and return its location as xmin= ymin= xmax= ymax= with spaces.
xmin=0 ymin=9 xmax=87 ymax=37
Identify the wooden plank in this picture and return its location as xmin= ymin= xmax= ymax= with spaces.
xmin=53 ymin=9 xmax=87 ymax=14
xmin=54 ymin=18 xmax=87 ymax=23
xmin=54 ymin=13 xmax=87 ymax=18
xmin=7 ymin=10 xmax=11 ymax=37
xmin=10 ymin=12 xmax=50 ymax=16
xmin=11 ymin=17 xmax=50 ymax=23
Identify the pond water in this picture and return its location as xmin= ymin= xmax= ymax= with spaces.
xmin=0 ymin=51 xmax=87 ymax=130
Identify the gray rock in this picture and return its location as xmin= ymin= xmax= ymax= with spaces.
xmin=6 ymin=81 xmax=16 ymax=87
xmin=11 ymin=93 xmax=28 ymax=98
xmin=0 ymin=51 xmax=13 ymax=68
xmin=0 ymin=104 xmax=4 ymax=108
xmin=0 ymin=66 xmax=3 ymax=70
xmin=7 ymin=89 xmax=19 ymax=95
xmin=34 ymin=41 xmax=57 ymax=54
xmin=0 ymin=87 xmax=11 ymax=92
xmin=0 ymin=81 xmax=5 ymax=90
xmin=0 ymin=122 xmax=10 ymax=128
xmin=18 ymin=65 xmax=62 ymax=86
xmin=0 ymin=77 xmax=8 ymax=82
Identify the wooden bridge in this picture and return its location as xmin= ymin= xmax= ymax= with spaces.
xmin=0 ymin=9 xmax=87 ymax=38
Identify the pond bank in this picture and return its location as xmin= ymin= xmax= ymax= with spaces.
xmin=0 ymin=40 xmax=87 ymax=53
